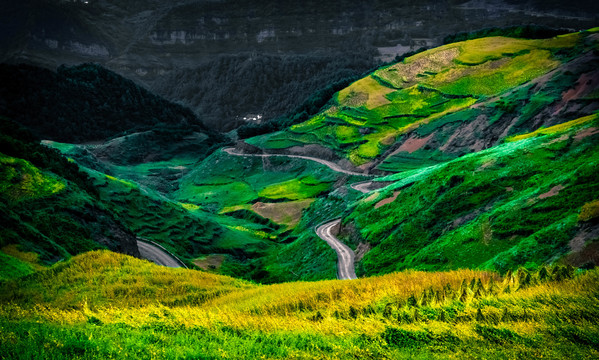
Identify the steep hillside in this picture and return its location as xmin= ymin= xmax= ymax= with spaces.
xmin=1 ymin=250 xmax=597 ymax=359
xmin=247 ymin=30 xmax=599 ymax=172
xmin=237 ymin=29 xmax=599 ymax=279
xmin=343 ymin=112 xmax=599 ymax=275
xmin=0 ymin=118 xmax=139 ymax=271
xmin=47 ymin=138 xmax=356 ymax=281
xmin=0 ymin=63 xmax=223 ymax=145
xmin=0 ymin=116 xmax=275 ymax=281
xmin=2 ymin=26 xmax=599 ymax=359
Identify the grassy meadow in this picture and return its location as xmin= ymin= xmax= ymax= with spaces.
xmin=1 ymin=251 xmax=598 ymax=359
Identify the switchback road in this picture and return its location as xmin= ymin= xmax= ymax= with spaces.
xmin=350 ymin=181 xmax=374 ymax=193
xmin=225 ymin=146 xmax=362 ymax=280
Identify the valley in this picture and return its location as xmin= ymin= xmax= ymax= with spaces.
xmin=1 ymin=24 xmax=599 ymax=359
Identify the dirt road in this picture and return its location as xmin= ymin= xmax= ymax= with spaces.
xmin=225 ymin=147 xmax=361 ymax=280
xmin=350 ymin=181 xmax=374 ymax=193
xmin=315 ymin=219 xmax=357 ymax=280
xmin=223 ymin=147 xmax=371 ymax=177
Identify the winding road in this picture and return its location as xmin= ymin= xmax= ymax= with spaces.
xmin=316 ymin=219 xmax=357 ymax=280
xmin=223 ymin=148 xmax=372 ymax=177
xmin=225 ymin=147 xmax=376 ymax=280
xmin=137 ymin=239 xmax=187 ymax=268
xmin=350 ymin=181 xmax=374 ymax=194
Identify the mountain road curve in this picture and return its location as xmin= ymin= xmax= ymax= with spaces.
xmin=223 ymin=147 xmax=373 ymax=177
xmin=350 ymin=181 xmax=374 ymax=194
xmin=225 ymin=147 xmax=363 ymax=280
xmin=137 ymin=239 xmax=187 ymax=268
xmin=315 ymin=219 xmax=357 ymax=280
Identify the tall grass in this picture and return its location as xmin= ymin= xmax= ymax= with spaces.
xmin=1 ymin=251 xmax=598 ymax=359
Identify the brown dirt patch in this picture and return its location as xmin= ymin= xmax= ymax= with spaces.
xmin=538 ymin=185 xmax=565 ymax=199
xmin=252 ymin=199 xmax=315 ymax=229
xmin=547 ymin=134 xmax=569 ymax=144
xmin=395 ymin=133 xmax=434 ymax=154
xmin=358 ymin=161 xmax=375 ymax=172
xmin=553 ymin=70 xmax=599 ymax=115
xmin=498 ymin=116 xmax=520 ymax=139
xmin=574 ymin=127 xmax=599 ymax=141
xmin=439 ymin=114 xmax=488 ymax=153
xmin=375 ymin=191 xmax=400 ymax=209
xmin=562 ymin=71 xmax=598 ymax=102
xmin=505 ymin=187 xmax=513 ymax=192
xmin=384 ymin=47 xmax=460 ymax=86
xmin=193 ymin=255 xmax=225 ymax=271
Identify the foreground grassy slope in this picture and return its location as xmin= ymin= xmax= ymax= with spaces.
xmin=0 ymin=118 xmax=140 ymax=274
xmin=343 ymin=112 xmax=599 ymax=275
xmin=247 ymin=29 xmax=599 ymax=169
xmin=1 ymin=251 xmax=597 ymax=359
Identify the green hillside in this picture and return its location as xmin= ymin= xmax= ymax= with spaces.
xmin=2 ymin=27 xmax=599 ymax=359
xmin=344 ymin=113 xmax=599 ymax=275
xmin=247 ymin=29 xmax=599 ymax=171
xmin=237 ymin=29 xmax=599 ymax=280
xmin=0 ymin=117 xmax=286 ymax=281
xmin=1 ymin=251 xmax=597 ymax=359
xmin=0 ymin=118 xmax=143 ymax=271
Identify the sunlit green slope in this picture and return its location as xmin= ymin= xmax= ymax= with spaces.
xmin=343 ymin=113 xmax=599 ymax=275
xmin=1 ymin=250 xmax=597 ymax=359
xmin=241 ymin=29 xmax=599 ymax=279
xmin=0 ymin=118 xmax=142 ymax=277
xmin=246 ymin=29 xmax=599 ymax=172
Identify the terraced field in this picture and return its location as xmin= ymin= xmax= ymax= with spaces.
xmin=250 ymin=30 xmax=599 ymax=170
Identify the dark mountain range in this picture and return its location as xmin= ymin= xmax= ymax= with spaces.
xmin=2 ymin=0 xmax=598 ymax=130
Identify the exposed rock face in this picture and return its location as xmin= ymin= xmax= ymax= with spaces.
xmin=2 ymin=0 xmax=598 ymax=129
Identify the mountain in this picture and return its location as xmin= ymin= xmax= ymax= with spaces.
xmin=238 ymin=29 xmax=599 ymax=279
xmin=2 ymin=0 xmax=598 ymax=129
xmin=3 ymin=29 xmax=598 ymax=283
xmin=246 ymin=31 xmax=599 ymax=170
xmin=1 ymin=24 xmax=599 ymax=360
xmin=0 ymin=63 xmax=223 ymax=144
